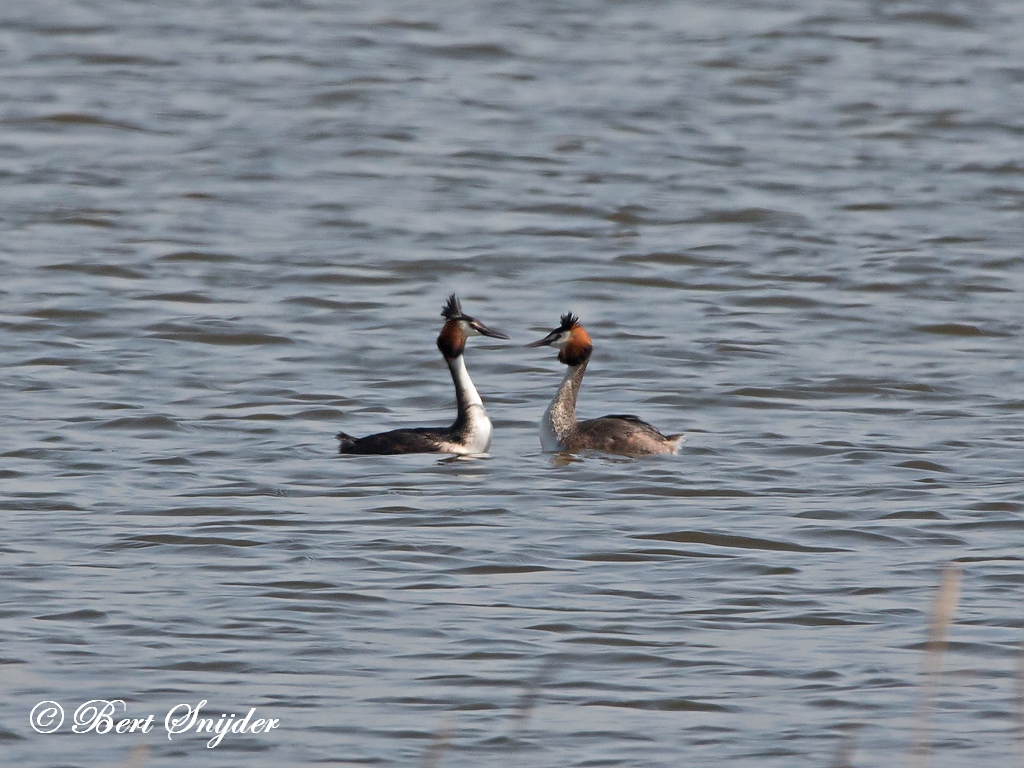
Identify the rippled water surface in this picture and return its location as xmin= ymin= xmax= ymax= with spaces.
xmin=3 ymin=1 xmax=1023 ymax=766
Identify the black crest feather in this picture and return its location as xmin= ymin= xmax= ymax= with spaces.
xmin=441 ymin=294 xmax=463 ymax=320
xmin=559 ymin=312 xmax=580 ymax=331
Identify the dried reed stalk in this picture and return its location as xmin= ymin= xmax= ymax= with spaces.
xmin=830 ymin=723 xmax=861 ymax=768
xmin=1016 ymin=635 xmax=1024 ymax=767
xmin=507 ymin=657 xmax=560 ymax=740
xmin=420 ymin=717 xmax=457 ymax=768
xmin=420 ymin=657 xmax=559 ymax=768
xmin=117 ymin=746 xmax=148 ymax=768
xmin=907 ymin=564 xmax=962 ymax=768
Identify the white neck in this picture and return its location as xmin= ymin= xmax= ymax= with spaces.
xmin=445 ymin=353 xmax=493 ymax=454
xmin=448 ymin=354 xmax=483 ymax=409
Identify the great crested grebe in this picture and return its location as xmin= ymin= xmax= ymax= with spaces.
xmin=528 ymin=312 xmax=684 ymax=456
xmin=337 ymin=295 xmax=509 ymax=456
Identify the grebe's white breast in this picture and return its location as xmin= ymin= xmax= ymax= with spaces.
xmin=440 ymin=354 xmax=494 ymax=455
xmin=452 ymin=404 xmax=494 ymax=455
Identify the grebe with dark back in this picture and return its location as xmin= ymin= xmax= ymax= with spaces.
xmin=337 ymin=295 xmax=509 ymax=455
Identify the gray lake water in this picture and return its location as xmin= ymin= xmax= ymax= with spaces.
xmin=2 ymin=1 xmax=1023 ymax=766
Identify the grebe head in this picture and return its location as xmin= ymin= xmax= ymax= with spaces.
xmin=527 ymin=312 xmax=593 ymax=366
xmin=436 ymin=294 xmax=510 ymax=360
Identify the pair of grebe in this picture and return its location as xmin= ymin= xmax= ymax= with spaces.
xmin=337 ymin=295 xmax=683 ymax=457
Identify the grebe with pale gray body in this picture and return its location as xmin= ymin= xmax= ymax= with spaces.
xmin=337 ymin=295 xmax=509 ymax=456
xmin=528 ymin=313 xmax=684 ymax=456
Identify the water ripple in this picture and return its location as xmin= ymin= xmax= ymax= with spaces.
xmin=2 ymin=1 xmax=1023 ymax=766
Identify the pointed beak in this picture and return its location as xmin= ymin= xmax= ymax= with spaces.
xmin=526 ymin=329 xmax=559 ymax=347
xmin=467 ymin=318 xmax=510 ymax=340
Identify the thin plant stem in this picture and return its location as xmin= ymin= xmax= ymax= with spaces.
xmin=907 ymin=564 xmax=962 ymax=768
xmin=117 ymin=746 xmax=148 ymax=768
xmin=420 ymin=717 xmax=457 ymax=768
xmin=1016 ymin=634 xmax=1024 ymax=768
